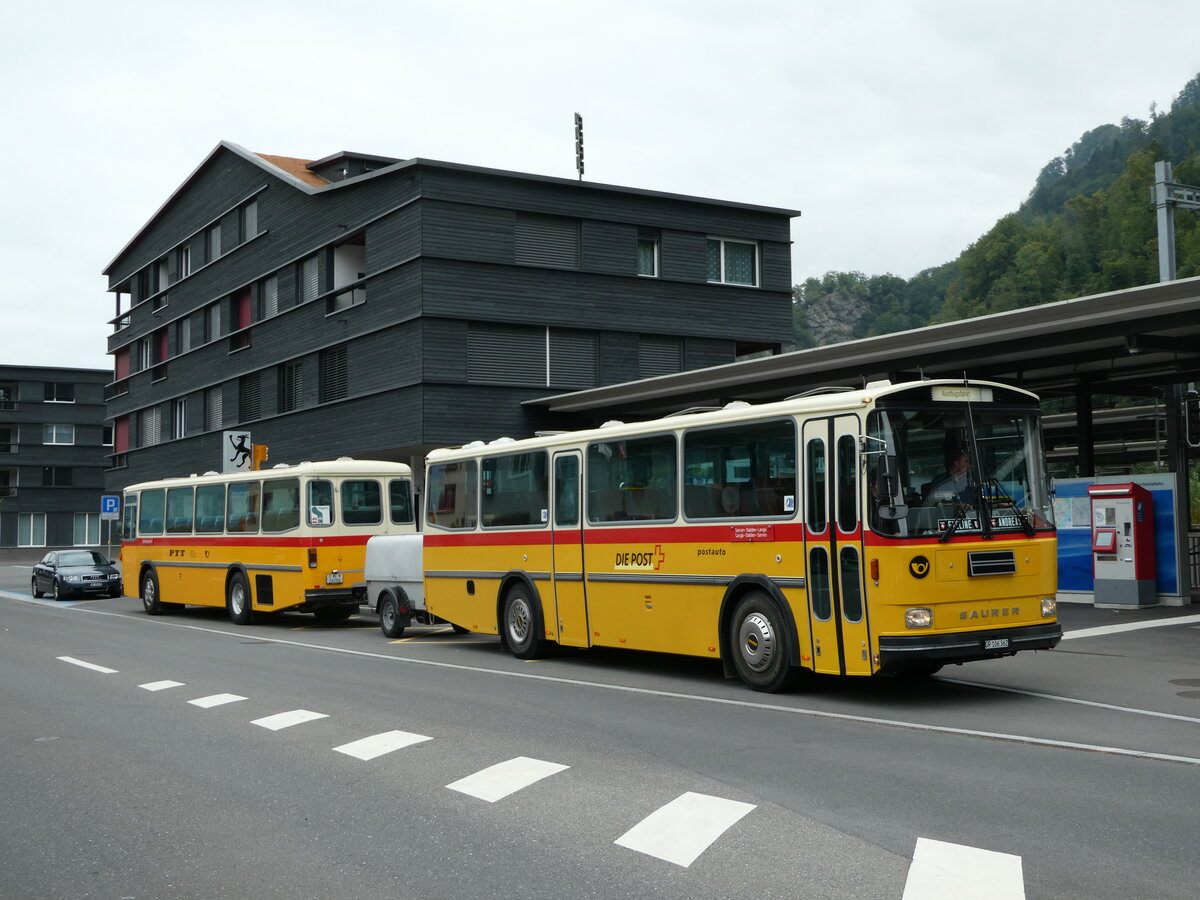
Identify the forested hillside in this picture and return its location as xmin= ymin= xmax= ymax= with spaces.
xmin=793 ymin=73 xmax=1200 ymax=347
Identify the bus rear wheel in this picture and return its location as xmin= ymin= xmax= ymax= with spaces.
xmin=729 ymin=591 xmax=795 ymax=693
xmin=503 ymin=584 xmax=547 ymax=659
xmin=226 ymin=572 xmax=253 ymax=626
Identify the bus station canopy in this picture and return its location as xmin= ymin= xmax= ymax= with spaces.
xmin=529 ymin=275 xmax=1200 ymax=419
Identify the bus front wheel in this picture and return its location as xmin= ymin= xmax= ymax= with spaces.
xmin=729 ymin=591 xmax=795 ymax=693
xmin=141 ymin=569 xmax=164 ymax=616
xmin=227 ymin=572 xmax=253 ymax=626
xmin=502 ymin=584 xmax=547 ymax=659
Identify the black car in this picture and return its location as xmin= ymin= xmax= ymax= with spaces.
xmin=31 ymin=550 xmax=123 ymax=601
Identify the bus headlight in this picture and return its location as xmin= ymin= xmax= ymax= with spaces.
xmin=905 ymin=607 xmax=933 ymax=628
xmin=1041 ymin=596 xmax=1057 ymax=618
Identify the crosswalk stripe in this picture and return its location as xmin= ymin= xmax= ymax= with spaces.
xmin=251 ymin=709 xmax=329 ymax=731
xmin=188 ymin=693 xmax=248 ymax=708
xmin=139 ymin=680 xmax=185 ymax=691
xmin=614 ymin=791 xmax=756 ymax=867
xmin=447 ymin=756 xmax=569 ymax=802
xmin=58 ymin=656 xmax=117 ymax=674
xmin=333 ymin=729 xmax=432 ymax=761
xmin=902 ymin=837 xmax=1025 ymax=899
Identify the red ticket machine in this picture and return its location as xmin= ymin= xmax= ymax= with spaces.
xmin=1087 ymin=483 xmax=1156 ymax=607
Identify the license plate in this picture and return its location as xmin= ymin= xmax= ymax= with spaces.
xmin=325 ymin=572 xmax=343 ymax=585
xmin=984 ymin=638 xmax=1010 ymax=650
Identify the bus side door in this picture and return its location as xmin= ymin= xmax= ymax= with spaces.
xmin=551 ymin=451 xmax=590 ymax=647
xmin=802 ymin=416 xmax=872 ymax=676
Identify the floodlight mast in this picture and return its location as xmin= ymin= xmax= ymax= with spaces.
xmin=1152 ymin=160 xmax=1200 ymax=282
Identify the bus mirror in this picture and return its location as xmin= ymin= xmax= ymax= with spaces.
xmin=877 ymin=456 xmax=908 ymax=520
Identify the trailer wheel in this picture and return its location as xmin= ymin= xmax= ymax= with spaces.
xmin=379 ymin=592 xmax=406 ymax=638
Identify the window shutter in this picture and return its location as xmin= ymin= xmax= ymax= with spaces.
xmin=515 ymin=214 xmax=580 ymax=268
xmin=549 ymin=330 xmax=598 ymax=388
xmin=262 ymin=276 xmax=278 ymax=318
xmin=467 ymin=325 xmax=545 ymax=385
xmin=239 ymin=372 xmax=261 ymax=421
xmin=638 ymin=336 xmax=683 ymax=378
xmin=319 ymin=345 xmax=348 ymax=402
xmin=301 ymin=256 xmax=319 ymax=303
xmin=206 ymin=386 xmax=224 ymax=431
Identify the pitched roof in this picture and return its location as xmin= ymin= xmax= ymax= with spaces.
xmin=255 ymin=153 xmax=329 ymax=187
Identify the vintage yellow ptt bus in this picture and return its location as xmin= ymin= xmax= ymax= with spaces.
xmin=120 ymin=459 xmax=417 ymax=624
xmin=420 ymin=379 xmax=1061 ymax=691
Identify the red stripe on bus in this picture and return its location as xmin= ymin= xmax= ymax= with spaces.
xmin=124 ymin=534 xmax=374 ymax=548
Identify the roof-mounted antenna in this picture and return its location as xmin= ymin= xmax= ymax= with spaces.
xmin=574 ymin=113 xmax=585 ymax=181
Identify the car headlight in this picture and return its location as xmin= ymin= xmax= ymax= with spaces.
xmin=1041 ymin=596 xmax=1057 ymax=618
xmin=108 ymin=573 xmax=120 ymax=580
xmin=905 ymin=607 xmax=933 ymax=628
xmin=64 ymin=575 xmax=84 ymax=583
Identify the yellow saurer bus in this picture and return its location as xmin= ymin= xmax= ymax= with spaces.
xmin=421 ymin=379 xmax=1061 ymax=691
xmin=121 ymin=459 xmax=417 ymax=624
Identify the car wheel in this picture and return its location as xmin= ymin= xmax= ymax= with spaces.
xmin=226 ymin=571 xmax=253 ymax=626
xmin=141 ymin=569 xmax=164 ymax=615
xmin=379 ymin=593 xmax=406 ymax=638
xmin=729 ymin=591 xmax=796 ymax=693
xmin=502 ymin=583 xmax=547 ymax=659
xmin=32 ymin=577 xmax=44 ymax=599
xmin=50 ymin=578 xmax=63 ymax=602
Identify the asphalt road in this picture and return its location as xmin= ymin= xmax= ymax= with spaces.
xmin=1 ymin=565 xmax=1198 ymax=899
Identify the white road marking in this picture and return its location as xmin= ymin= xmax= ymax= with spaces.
xmin=333 ymin=729 xmax=432 ymax=761
xmin=447 ymin=756 xmax=569 ymax=803
xmin=61 ymin=605 xmax=1200 ymax=768
xmin=902 ymin=837 xmax=1025 ymax=900
xmin=251 ymin=709 xmax=329 ymax=731
xmin=139 ymin=680 xmax=185 ymax=691
xmin=940 ymin=678 xmax=1200 ymax=725
xmin=1062 ymin=613 xmax=1200 ymax=640
xmin=614 ymin=791 xmax=756 ymax=867
xmin=57 ymin=656 xmax=117 ymax=674
xmin=188 ymin=693 xmax=248 ymax=708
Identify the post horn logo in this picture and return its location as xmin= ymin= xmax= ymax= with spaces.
xmin=909 ymin=556 xmax=930 ymax=579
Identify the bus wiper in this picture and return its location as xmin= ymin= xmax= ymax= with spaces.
xmin=985 ymin=477 xmax=1035 ymax=537
xmin=939 ymin=504 xmax=972 ymax=543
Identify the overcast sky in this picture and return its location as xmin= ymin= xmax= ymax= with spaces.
xmin=4 ymin=1 xmax=1199 ymax=372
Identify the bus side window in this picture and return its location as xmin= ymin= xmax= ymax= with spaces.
xmin=389 ymin=479 xmax=414 ymax=525
xmin=342 ymin=480 xmax=382 ymax=525
xmin=806 ymin=438 xmax=826 ymax=532
xmin=308 ymin=479 xmax=334 ymax=527
xmin=138 ymin=489 xmax=165 ymax=536
xmin=122 ymin=495 xmax=138 ymax=541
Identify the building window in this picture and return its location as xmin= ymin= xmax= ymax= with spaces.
xmin=0 ymin=382 xmax=15 ymax=409
xmin=207 ymin=223 xmax=222 ymax=262
xmin=74 ymin=512 xmax=100 ymax=546
xmin=102 ymin=425 xmax=114 ymax=447
xmin=300 ymin=255 xmax=320 ymax=304
xmin=467 ymin=324 xmax=544 ymax=386
xmin=172 ymin=398 xmax=187 ymax=439
xmin=261 ymin=275 xmax=279 ymax=318
xmin=239 ymin=372 xmax=261 ymax=422
xmin=515 ymin=214 xmax=580 ymax=268
xmin=637 ymin=229 xmax=660 ymax=277
xmin=18 ymin=512 xmax=46 ymax=547
xmin=0 ymin=467 xmax=16 ymax=497
xmin=43 ymin=382 xmax=75 ymax=403
xmin=318 ymin=345 xmax=348 ymax=403
xmin=0 ymin=424 xmax=15 ymax=453
xmin=279 ymin=361 xmax=304 ymax=413
xmin=42 ymin=466 xmax=73 ymax=487
xmin=706 ymin=237 xmax=758 ymax=286
xmin=43 ymin=424 xmax=75 ymax=445
xmin=178 ymin=245 xmax=191 ymax=279
xmin=177 ymin=316 xmax=192 ymax=354
xmin=206 ymin=385 xmax=224 ymax=431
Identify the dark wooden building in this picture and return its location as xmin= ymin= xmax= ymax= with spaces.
xmin=102 ymin=141 xmax=798 ymax=490
xmin=0 ymin=365 xmax=111 ymax=550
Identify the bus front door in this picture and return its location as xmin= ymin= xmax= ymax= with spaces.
xmin=551 ymin=452 xmax=590 ymax=647
xmin=802 ymin=416 xmax=872 ymax=676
